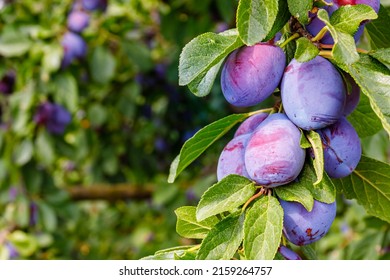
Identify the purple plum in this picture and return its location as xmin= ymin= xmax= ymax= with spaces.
xmin=280 ymin=199 xmax=337 ymax=246
xmin=278 ymin=246 xmax=302 ymax=260
xmin=281 ymin=56 xmax=346 ymax=130
xmin=0 ymin=70 xmax=16 ymax=95
xmin=234 ymin=112 xmax=269 ymax=138
xmin=217 ymin=134 xmax=251 ymax=181
xmin=343 ymin=74 xmax=360 ymax=116
xmin=334 ymin=0 xmax=380 ymax=13
xmin=61 ymin=31 xmax=87 ymax=67
xmin=244 ymin=113 xmax=305 ymax=187
xmin=316 ymin=117 xmax=361 ymax=178
xmin=34 ymin=102 xmax=72 ymax=135
xmin=82 ymin=0 xmax=108 ymax=11
xmin=221 ymin=43 xmax=286 ymax=107
xmin=67 ymin=10 xmax=90 ymax=33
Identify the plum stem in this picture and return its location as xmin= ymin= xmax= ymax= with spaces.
xmin=248 ymin=107 xmax=275 ymax=117
xmin=241 ymin=187 xmax=266 ymax=212
xmin=357 ymin=48 xmax=369 ymax=54
xmin=278 ymin=33 xmax=300 ymax=49
xmin=187 ymin=244 xmax=201 ymax=252
xmin=311 ymin=26 xmax=329 ymax=42
xmin=319 ymin=50 xmax=333 ymax=59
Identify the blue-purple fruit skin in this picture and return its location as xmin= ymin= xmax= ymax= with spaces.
xmin=82 ymin=0 xmax=108 ymax=11
xmin=67 ymin=10 xmax=90 ymax=33
xmin=34 ymin=102 xmax=72 ymax=135
xmin=217 ymin=134 xmax=251 ymax=181
xmin=244 ymin=113 xmax=305 ymax=187
xmin=234 ymin=113 xmax=269 ymax=138
xmin=343 ymin=74 xmax=360 ymax=116
xmin=278 ymin=246 xmax=302 ymax=260
xmin=281 ymin=56 xmax=346 ymax=130
xmin=221 ymin=43 xmax=286 ymax=107
xmin=316 ymin=117 xmax=361 ymax=178
xmin=61 ymin=32 xmax=87 ymax=67
xmin=280 ymin=199 xmax=337 ymax=246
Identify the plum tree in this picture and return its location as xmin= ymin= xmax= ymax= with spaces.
xmin=217 ymin=134 xmax=251 ymax=181
xmin=316 ymin=117 xmax=362 ymax=178
xmin=244 ymin=113 xmax=305 ymax=187
xmin=281 ymin=56 xmax=346 ymax=130
xmin=34 ymin=102 xmax=72 ymax=135
xmin=221 ymin=43 xmax=286 ymax=107
xmin=233 ymin=112 xmax=268 ymax=137
xmin=280 ymin=199 xmax=337 ymax=246
xmin=278 ymin=246 xmax=302 ymax=260
xmin=67 ymin=10 xmax=90 ymax=33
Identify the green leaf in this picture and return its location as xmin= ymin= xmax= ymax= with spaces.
xmin=35 ymin=130 xmax=55 ymax=166
xmin=53 ymin=73 xmax=79 ymax=113
xmin=7 ymin=231 xmax=38 ymax=257
xmin=366 ymin=5 xmax=390 ymax=49
xmin=294 ymin=37 xmax=319 ymax=62
xmin=0 ymin=30 xmax=31 ymax=57
xmin=90 ymin=46 xmax=116 ymax=84
xmin=264 ymin=0 xmax=291 ymax=42
xmin=37 ymin=202 xmax=58 ymax=232
xmin=300 ymin=131 xmax=312 ymax=149
xmin=196 ymin=212 xmax=244 ymax=260
xmin=141 ymin=246 xmax=194 ymax=260
xmin=287 ymin=0 xmax=313 ymax=25
xmin=168 ymin=113 xmax=249 ymax=183
xmin=196 ymin=175 xmax=256 ymax=221
xmin=179 ymin=30 xmax=243 ymax=89
xmin=244 ymin=195 xmax=283 ymax=260
xmin=347 ymin=93 xmax=383 ymax=138
xmin=237 ymin=0 xmax=279 ymax=45
xmin=275 ymin=161 xmax=336 ymax=210
xmin=369 ymin=48 xmax=390 ymax=70
xmin=42 ymin=43 xmax=63 ymax=73
xmin=332 ymin=156 xmax=390 ymax=223
xmin=175 ymin=206 xmax=219 ymax=239
xmin=338 ymin=54 xmax=390 ymax=136
xmin=330 ymin=5 xmax=378 ymax=34
xmin=317 ymin=9 xmax=359 ymax=65
xmin=306 ymin=130 xmax=324 ymax=185
xmin=187 ymin=60 xmax=224 ymax=97
xmin=13 ymin=139 xmax=33 ymax=166
xmin=301 ymin=244 xmax=318 ymax=260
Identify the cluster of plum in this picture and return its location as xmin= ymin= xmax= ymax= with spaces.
xmin=217 ymin=0 xmax=375 ymax=247
xmin=61 ymin=0 xmax=107 ymax=67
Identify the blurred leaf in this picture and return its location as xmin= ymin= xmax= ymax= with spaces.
xmin=179 ymin=29 xmax=243 ymax=92
xmin=294 ymin=37 xmax=319 ymax=62
xmin=333 ymin=156 xmax=390 ymax=223
xmin=35 ymin=130 xmax=55 ymax=166
xmin=196 ymin=175 xmax=256 ymax=221
xmin=237 ymin=0 xmax=279 ymax=45
xmin=0 ymin=30 xmax=31 ymax=57
xmin=37 ymin=201 xmax=58 ymax=232
xmin=42 ymin=43 xmax=63 ymax=73
xmin=87 ymin=103 xmax=108 ymax=127
xmin=244 ymin=195 xmax=283 ymax=260
xmin=301 ymin=244 xmax=318 ymax=260
xmin=90 ymin=46 xmax=116 ymax=84
xmin=54 ymin=73 xmax=79 ymax=113
xmin=196 ymin=212 xmax=244 ymax=260
xmin=345 ymin=231 xmax=384 ymax=260
xmin=366 ymin=5 xmax=390 ymax=49
xmin=287 ymin=0 xmax=313 ymax=24
xmin=13 ymin=139 xmax=34 ymax=166
xmin=175 ymin=206 xmax=218 ymax=239
xmin=7 ymin=231 xmax=38 ymax=257
xmin=15 ymin=196 xmax=30 ymax=228
xmin=168 ymin=113 xmax=250 ymax=183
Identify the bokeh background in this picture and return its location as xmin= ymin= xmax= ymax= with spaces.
xmin=0 ymin=0 xmax=389 ymax=260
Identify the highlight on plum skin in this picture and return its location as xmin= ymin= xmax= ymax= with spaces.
xmin=281 ymin=56 xmax=346 ymax=130
xmin=217 ymin=134 xmax=251 ymax=181
xmin=221 ymin=43 xmax=286 ymax=107
xmin=280 ymin=199 xmax=337 ymax=246
xmin=244 ymin=113 xmax=305 ymax=187
xmin=316 ymin=117 xmax=362 ymax=178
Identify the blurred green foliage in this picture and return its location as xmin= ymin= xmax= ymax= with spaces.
xmin=0 ymin=0 xmax=389 ymax=260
